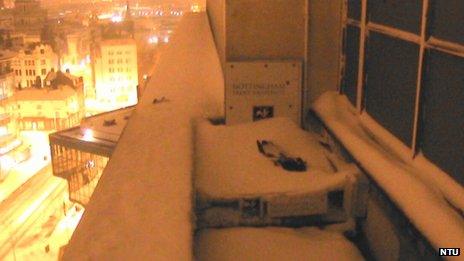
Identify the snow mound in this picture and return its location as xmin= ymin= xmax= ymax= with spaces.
xmin=313 ymin=91 xmax=464 ymax=250
xmin=195 ymin=227 xmax=364 ymax=261
xmin=195 ymin=117 xmax=355 ymax=198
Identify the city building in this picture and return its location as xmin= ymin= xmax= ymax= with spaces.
xmin=49 ymin=106 xmax=133 ymax=206
xmin=92 ymin=38 xmax=138 ymax=110
xmin=0 ymin=50 xmax=29 ymax=180
xmin=14 ymin=71 xmax=84 ymax=131
xmin=12 ymin=0 xmax=47 ymax=34
xmin=12 ymin=43 xmax=58 ymax=88
xmin=62 ymin=1 xmax=464 ymax=260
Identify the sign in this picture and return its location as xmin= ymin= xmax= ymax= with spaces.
xmin=225 ymin=61 xmax=302 ymax=125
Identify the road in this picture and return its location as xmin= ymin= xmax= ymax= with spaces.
xmin=0 ymin=164 xmax=67 ymax=260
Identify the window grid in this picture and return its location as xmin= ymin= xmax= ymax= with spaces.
xmin=341 ymin=0 xmax=464 ymax=185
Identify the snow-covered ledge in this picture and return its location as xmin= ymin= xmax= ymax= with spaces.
xmin=63 ymin=13 xmax=224 ymax=260
xmin=313 ymin=91 xmax=464 ymax=250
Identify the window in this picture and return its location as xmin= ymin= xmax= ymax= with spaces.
xmin=40 ymin=49 xmax=45 ymax=54
xmin=41 ymin=69 xmax=46 ymax=75
xmin=41 ymin=59 xmax=46 ymax=65
xmin=341 ymin=0 xmax=464 ymax=186
xmin=108 ymin=59 xmax=114 ymax=64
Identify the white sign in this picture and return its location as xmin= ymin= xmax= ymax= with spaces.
xmin=225 ymin=61 xmax=302 ymax=125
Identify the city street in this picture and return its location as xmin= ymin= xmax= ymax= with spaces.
xmin=0 ymin=164 xmax=67 ymax=260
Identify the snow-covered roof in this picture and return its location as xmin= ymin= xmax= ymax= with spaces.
xmin=50 ymin=107 xmax=135 ymax=158
xmin=80 ymin=106 xmax=134 ymax=143
xmin=312 ymin=91 xmax=464 ymax=250
xmin=64 ymin=12 xmax=224 ymax=260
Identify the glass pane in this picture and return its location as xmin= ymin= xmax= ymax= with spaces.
xmin=420 ymin=50 xmax=464 ymax=186
xmin=348 ymin=0 xmax=361 ymax=21
xmin=365 ymin=32 xmax=419 ymax=146
xmin=342 ymin=25 xmax=360 ymax=106
xmin=368 ymin=0 xmax=422 ymax=34
xmin=428 ymin=0 xmax=464 ymax=44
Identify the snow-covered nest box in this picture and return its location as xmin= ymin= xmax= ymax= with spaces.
xmin=195 ymin=227 xmax=363 ymax=261
xmin=194 ymin=118 xmax=366 ymax=229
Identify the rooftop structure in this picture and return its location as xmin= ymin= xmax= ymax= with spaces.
xmin=49 ymin=106 xmax=133 ymax=206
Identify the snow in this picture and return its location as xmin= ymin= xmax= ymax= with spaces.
xmin=64 ymin=12 xmax=224 ymax=260
xmin=79 ymin=107 xmax=134 ymax=143
xmin=195 ymin=227 xmax=364 ymax=261
xmin=195 ymin=117 xmax=355 ymax=198
xmin=312 ymin=91 xmax=464 ymax=250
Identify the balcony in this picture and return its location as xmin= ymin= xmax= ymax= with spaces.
xmin=62 ymin=2 xmax=464 ymax=260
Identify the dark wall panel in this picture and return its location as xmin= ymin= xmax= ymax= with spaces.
xmin=348 ymin=0 xmax=361 ymax=21
xmin=365 ymin=32 xmax=419 ymax=146
xmin=429 ymin=0 xmax=464 ymax=45
xmin=342 ymin=25 xmax=360 ymax=106
xmin=421 ymin=50 xmax=464 ymax=186
xmin=368 ymin=0 xmax=422 ymax=34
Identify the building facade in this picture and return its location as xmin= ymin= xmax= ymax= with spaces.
xmin=12 ymin=43 xmax=58 ymax=88
xmin=92 ymin=38 xmax=138 ymax=110
xmin=14 ymin=71 xmax=84 ymax=131
xmin=0 ymin=50 xmax=29 ymax=180
xmin=12 ymin=0 xmax=47 ymax=34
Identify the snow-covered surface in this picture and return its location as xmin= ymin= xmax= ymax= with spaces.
xmin=195 ymin=227 xmax=364 ymax=261
xmin=80 ymin=107 xmax=134 ymax=143
xmin=64 ymin=12 xmax=224 ymax=261
xmin=195 ymin=117 xmax=355 ymax=198
xmin=313 ymin=91 xmax=464 ymax=250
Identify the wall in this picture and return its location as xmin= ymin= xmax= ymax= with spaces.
xmin=206 ymin=0 xmax=226 ymax=67
xmin=225 ymin=0 xmax=306 ymax=61
xmin=306 ymin=0 xmax=343 ymax=106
